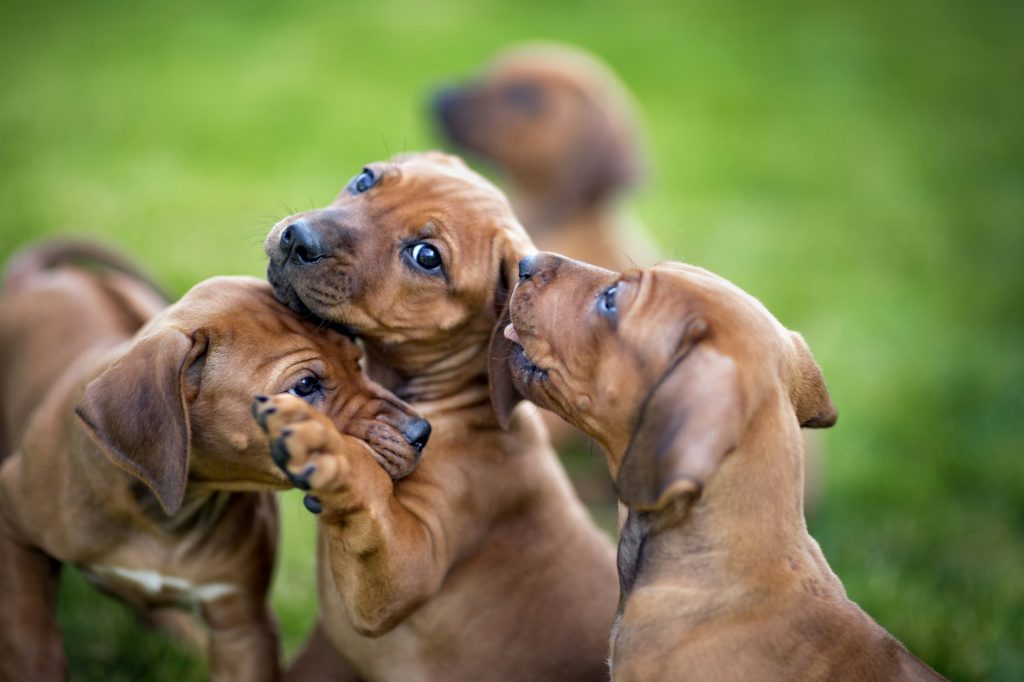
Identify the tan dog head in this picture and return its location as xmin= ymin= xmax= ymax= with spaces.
xmin=432 ymin=44 xmax=644 ymax=211
xmin=264 ymin=152 xmax=534 ymax=421
xmin=504 ymin=254 xmax=836 ymax=511
xmin=76 ymin=276 xmax=429 ymax=516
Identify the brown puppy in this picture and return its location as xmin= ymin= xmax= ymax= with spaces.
xmin=262 ymin=152 xmax=619 ymax=681
xmin=433 ymin=43 xmax=659 ymax=272
xmin=0 ymin=242 xmax=427 ymax=681
xmin=503 ymin=253 xmax=945 ymax=681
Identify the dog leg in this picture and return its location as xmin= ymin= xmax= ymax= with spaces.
xmin=200 ymin=596 xmax=281 ymax=682
xmin=255 ymin=395 xmax=457 ymax=636
xmin=0 ymin=493 xmax=66 ymax=681
xmin=285 ymin=620 xmax=361 ymax=682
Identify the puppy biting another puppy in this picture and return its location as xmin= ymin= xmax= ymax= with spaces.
xmin=0 ymin=241 xmax=426 ymax=681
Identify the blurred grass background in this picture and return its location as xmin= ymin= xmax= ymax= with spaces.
xmin=1 ymin=0 xmax=1021 ymax=679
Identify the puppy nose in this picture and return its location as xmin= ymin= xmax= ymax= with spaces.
xmin=402 ymin=418 xmax=432 ymax=452
xmin=279 ymin=220 xmax=325 ymax=265
xmin=431 ymin=85 xmax=462 ymax=121
xmin=518 ymin=255 xmax=536 ymax=280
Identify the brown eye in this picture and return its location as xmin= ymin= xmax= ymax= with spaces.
xmin=502 ymin=82 xmax=543 ymax=115
xmin=410 ymin=243 xmax=443 ymax=272
xmin=289 ymin=375 xmax=322 ymax=400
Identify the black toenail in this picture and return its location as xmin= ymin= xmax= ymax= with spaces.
xmin=303 ymin=495 xmax=323 ymax=514
xmin=271 ymin=437 xmax=290 ymax=467
xmin=257 ymin=406 xmax=278 ymax=429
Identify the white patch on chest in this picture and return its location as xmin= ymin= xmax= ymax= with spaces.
xmin=87 ymin=564 xmax=238 ymax=603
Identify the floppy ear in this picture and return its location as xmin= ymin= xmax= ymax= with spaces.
xmin=487 ymin=235 xmax=531 ymax=429
xmin=789 ymin=332 xmax=837 ymax=428
xmin=75 ymin=327 xmax=207 ymax=516
xmin=615 ymin=343 xmax=745 ymax=511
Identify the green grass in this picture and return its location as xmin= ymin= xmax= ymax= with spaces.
xmin=2 ymin=0 xmax=1022 ymax=679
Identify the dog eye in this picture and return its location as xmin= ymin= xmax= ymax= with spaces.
xmin=289 ymin=375 xmax=322 ymax=400
xmin=597 ymin=285 xmax=618 ymax=317
xmin=502 ymin=82 xmax=543 ymax=115
xmin=409 ymin=243 xmax=443 ymax=273
xmin=349 ymin=168 xmax=377 ymax=194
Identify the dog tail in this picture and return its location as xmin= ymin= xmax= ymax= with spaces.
xmin=2 ymin=238 xmax=169 ymax=301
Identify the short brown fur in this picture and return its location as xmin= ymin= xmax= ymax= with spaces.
xmin=0 ymin=243 xmax=423 ymax=681
xmin=504 ymin=253 xmax=945 ymax=681
xmin=434 ymin=44 xmax=663 ymax=451
xmin=263 ymin=153 xmax=619 ymax=681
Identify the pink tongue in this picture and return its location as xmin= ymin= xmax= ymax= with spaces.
xmin=504 ymin=324 xmax=521 ymax=344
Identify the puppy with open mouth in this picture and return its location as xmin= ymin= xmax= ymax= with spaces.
xmin=502 ymin=252 xmax=945 ymax=681
xmin=0 ymin=241 xmax=427 ymax=681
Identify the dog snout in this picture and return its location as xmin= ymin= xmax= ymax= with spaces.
xmin=431 ymin=85 xmax=474 ymax=144
xmin=401 ymin=418 xmax=432 ymax=452
xmin=519 ymin=253 xmax=568 ymax=281
xmin=279 ymin=220 xmax=325 ymax=266
xmin=431 ymin=85 xmax=465 ymax=123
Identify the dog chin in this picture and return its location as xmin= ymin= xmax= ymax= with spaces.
xmin=509 ymin=344 xmax=552 ymax=406
xmin=264 ymin=269 xmax=356 ymax=338
xmin=266 ymin=264 xmax=309 ymax=313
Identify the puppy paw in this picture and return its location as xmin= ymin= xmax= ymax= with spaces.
xmin=252 ymin=394 xmax=352 ymax=494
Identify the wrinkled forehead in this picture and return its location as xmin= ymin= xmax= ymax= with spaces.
xmin=174 ymin=277 xmax=289 ymax=325
xmin=387 ymin=153 xmax=513 ymax=208
xmin=168 ymin=277 xmax=357 ymax=354
xmin=371 ymin=153 xmax=529 ymax=245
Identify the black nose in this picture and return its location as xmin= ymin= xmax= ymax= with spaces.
xmin=279 ymin=220 xmax=325 ymax=265
xmin=431 ymin=85 xmax=468 ymax=142
xmin=518 ymin=255 xmax=536 ymax=280
xmin=402 ymin=418 xmax=432 ymax=451
xmin=431 ymin=85 xmax=463 ymax=119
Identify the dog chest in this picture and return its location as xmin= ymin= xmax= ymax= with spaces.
xmin=82 ymin=563 xmax=238 ymax=606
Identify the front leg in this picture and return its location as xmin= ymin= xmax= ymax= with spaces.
xmin=0 ymin=461 xmax=66 ymax=681
xmin=201 ymin=594 xmax=281 ymax=682
xmin=254 ymin=395 xmax=469 ymax=637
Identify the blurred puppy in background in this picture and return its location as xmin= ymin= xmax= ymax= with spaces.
xmin=432 ymin=46 xmax=826 ymax=511
xmin=432 ymin=42 xmax=661 ymax=457
xmin=0 ymin=241 xmax=428 ymax=681
xmin=432 ymin=42 xmax=659 ymax=272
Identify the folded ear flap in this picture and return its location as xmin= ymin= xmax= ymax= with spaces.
xmin=487 ymin=236 xmax=531 ymax=430
xmin=615 ymin=344 xmax=744 ymax=511
xmin=789 ymin=332 xmax=837 ymax=428
xmin=75 ymin=328 xmax=207 ymax=516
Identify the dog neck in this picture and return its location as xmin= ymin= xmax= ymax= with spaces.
xmin=615 ymin=397 xmax=843 ymax=625
xmin=133 ymin=483 xmax=236 ymax=534
xmin=513 ymin=189 xmax=616 ymax=237
xmin=362 ymin=329 xmax=495 ymax=418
